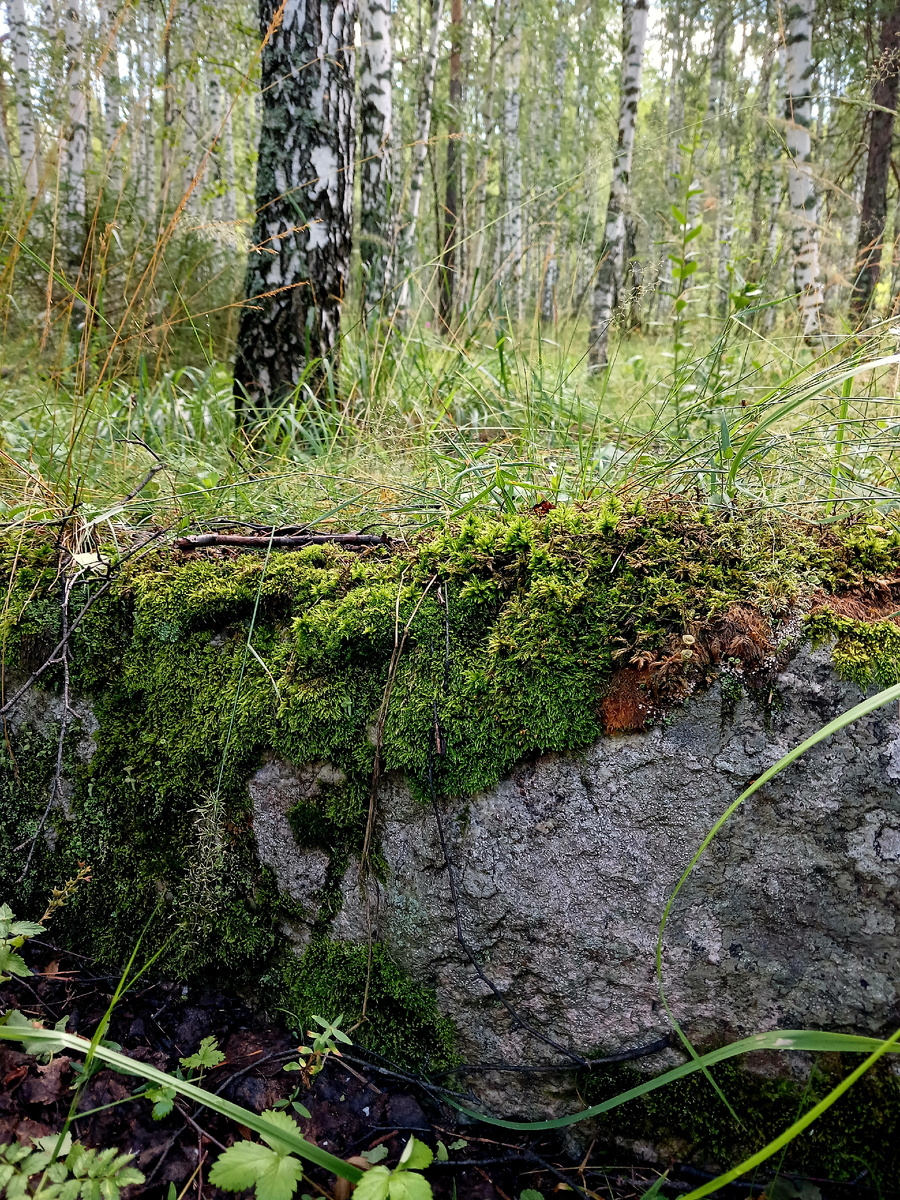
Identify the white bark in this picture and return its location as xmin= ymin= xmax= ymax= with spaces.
xmin=6 ymin=0 xmax=41 ymax=199
xmin=139 ymin=1 xmax=157 ymax=228
xmin=359 ymin=0 xmax=393 ymax=307
xmin=783 ymin=0 xmax=823 ymax=338
xmin=541 ymin=11 xmax=567 ymax=323
xmin=399 ymin=0 xmax=445 ymax=310
xmin=471 ymin=0 xmax=501 ymax=291
xmin=98 ymin=0 xmax=122 ymax=193
xmin=501 ymin=0 xmax=522 ymax=307
xmin=589 ymin=0 xmax=648 ymax=368
xmin=181 ymin=0 xmax=201 ymax=206
xmin=62 ymin=0 xmax=87 ymax=259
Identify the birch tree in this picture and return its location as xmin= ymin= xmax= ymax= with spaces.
xmin=359 ymin=0 xmax=393 ymax=311
xmin=6 ymin=0 xmax=41 ymax=200
xmin=233 ymin=0 xmax=358 ymax=413
xmin=588 ymin=0 xmax=648 ymax=369
xmin=398 ymin=0 xmax=444 ymax=311
xmin=440 ymin=0 xmax=463 ymax=327
xmin=501 ymin=0 xmax=523 ymax=312
xmin=852 ymin=0 xmax=900 ymax=322
xmin=541 ymin=9 xmax=568 ymax=323
xmin=783 ymin=0 xmax=823 ymax=338
xmin=61 ymin=0 xmax=87 ymax=262
xmin=470 ymin=0 xmax=500 ymax=292
xmin=98 ymin=0 xmax=122 ymax=194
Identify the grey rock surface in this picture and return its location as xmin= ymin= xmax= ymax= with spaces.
xmin=252 ymin=644 xmax=900 ymax=1117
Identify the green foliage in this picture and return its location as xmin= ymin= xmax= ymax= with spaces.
xmin=0 ymin=904 xmax=45 ymax=983
xmin=2 ymin=504 xmax=900 ymax=1072
xmin=180 ymin=1035 xmax=226 ymax=1073
xmin=352 ymin=1138 xmax=434 ymax=1200
xmin=208 ymin=1111 xmax=307 ymax=1200
xmin=283 ymin=1014 xmax=351 ymax=1082
xmin=0 ymin=1135 xmax=144 ymax=1200
xmin=806 ymin=610 xmax=900 ymax=689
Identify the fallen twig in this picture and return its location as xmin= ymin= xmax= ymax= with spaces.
xmin=173 ymin=532 xmax=390 ymax=550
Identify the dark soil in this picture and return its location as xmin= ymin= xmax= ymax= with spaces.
xmin=1 ymin=939 xmax=890 ymax=1200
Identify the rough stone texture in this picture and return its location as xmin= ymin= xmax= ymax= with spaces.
xmin=248 ymin=757 xmax=342 ymax=949
xmin=252 ymin=645 xmax=900 ymax=1116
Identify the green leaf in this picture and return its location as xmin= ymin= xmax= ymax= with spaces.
xmin=209 ymin=1142 xmax=279 ymax=1192
xmin=361 ymin=1145 xmax=389 ymax=1164
xmin=520 ymin=1191 xmax=545 ymax=1200
xmin=684 ymin=223 xmax=703 ymax=243
xmin=33 ymin=1134 xmax=73 ymax=1158
xmin=680 ymin=260 xmax=698 ymax=276
xmin=167 ymin=1184 xmax=177 ymax=1200
xmin=388 ymin=1174 xmax=432 ymax=1200
xmin=146 ymin=1085 xmax=176 ymax=1120
xmin=397 ymin=1137 xmax=432 ymax=1172
xmin=670 ymin=205 xmax=686 ymax=225
xmin=642 ymin=1172 xmax=668 ymax=1200
xmin=257 ymin=1109 xmax=304 ymax=1155
xmin=353 ymin=1166 xmax=391 ymax=1200
xmin=180 ymin=1036 xmax=225 ymax=1072
xmin=435 ymin=1142 xmax=449 ymax=1163
xmin=0 ymin=905 xmax=13 ymax=936
xmin=254 ymin=1153 xmax=305 ymax=1200
xmin=447 ymin=1140 xmax=467 ymax=1151
xmin=9 ymin=921 xmax=46 ymax=938
xmin=0 ymin=946 xmax=31 ymax=979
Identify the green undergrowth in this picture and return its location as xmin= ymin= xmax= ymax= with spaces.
xmin=579 ymin=1054 xmax=900 ymax=1188
xmin=2 ymin=499 xmax=900 ymax=1070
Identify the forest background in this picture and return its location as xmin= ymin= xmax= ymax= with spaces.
xmin=2 ymin=0 xmax=900 ymax=524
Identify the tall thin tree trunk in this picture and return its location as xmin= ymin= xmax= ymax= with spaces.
xmin=501 ymin=0 xmax=522 ymax=311
xmin=471 ymin=0 xmax=500 ymax=293
xmin=588 ymin=0 xmax=648 ymax=369
xmin=181 ymin=0 xmax=200 ymax=207
xmin=98 ymin=0 xmax=121 ymax=194
xmin=6 ymin=0 xmax=40 ymax=199
xmin=852 ymin=0 xmax=900 ymax=323
xmin=398 ymin=0 xmax=444 ymax=311
xmin=139 ymin=1 xmax=157 ymax=229
xmin=655 ymin=0 xmax=684 ymax=317
xmin=359 ymin=0 xmax=393 ymax=311
xmin=233 ymin=0 xmax=358 ymax=413
xmin=62 ymin=0 xmax=87 ymax=264
xmin=783 ymin=0 xmax=823 ymax=339
xmin=541 ymin=10 xmax=567 ymax=323
xmin=440 ymin=0 xmax=463 ymax=328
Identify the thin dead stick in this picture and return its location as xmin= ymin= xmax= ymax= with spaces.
xmin=174 ymin=532 xmax=390 ymax=550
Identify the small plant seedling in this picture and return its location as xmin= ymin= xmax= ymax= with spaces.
xmin=360 ymin=1144 xmax=389 ymax=1164
xmin=0 ymin=1134 xmax=144 ymax=1199
xmin=283 ymin=1014 xmax=352 ymax=1086
xmin=180 ymin=1035 xmax=225 ymax=1074
xmin=273 ymin=1086 xmax=312 ymax=1119
xmin=0 ymin=904 xmax=46 ymax=983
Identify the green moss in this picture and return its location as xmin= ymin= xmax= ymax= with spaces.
xmin=578 ymin=1055 xmax=900 ymax=1187
xmin=2 ymin=502 xmax=900 ymax=1068
xmin=806 ymin=610 xmax=900 ymax=689
xmin=277 ymin=937 xmax=457 ymax=1070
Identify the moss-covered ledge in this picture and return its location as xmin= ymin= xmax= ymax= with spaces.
xmin=1 ymin=500 xmax=900 ymax=1076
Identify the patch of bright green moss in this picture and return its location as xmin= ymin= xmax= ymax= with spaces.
xmin=2 ymin=501 xmax=900 ymax=1066
xmin=806 ymin=610 xmax=900 ymax=689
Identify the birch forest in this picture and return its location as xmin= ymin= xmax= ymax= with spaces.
xmin=3 ymin=0 xmax=900 ymax=424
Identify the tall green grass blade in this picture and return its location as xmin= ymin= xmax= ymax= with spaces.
xmin=442 ymin=1030 xmax=900 ymax=1130
xmin=0 ymin=1018 xmax=363 ymax=1184
xmin=679 ymin=1026 xmax=900 ymax=1200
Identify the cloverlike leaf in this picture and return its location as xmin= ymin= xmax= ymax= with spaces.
xmin=397 ymin=1138 xmax=433 ymax=1172
xmin=387 ymin=1172 xmax=433 ymax=1200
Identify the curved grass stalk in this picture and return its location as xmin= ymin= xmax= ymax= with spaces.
xmin=0 ymin=1019 xmax=363 ymax=1185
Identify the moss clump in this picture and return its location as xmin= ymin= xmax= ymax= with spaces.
xmin=2 ymin=501 xmax=900 ymax=1065
xmin=578 ymin=1054 xmax=900 ymax=1188
xmin=277 ymin=938 xmax=457 ymax=1071
xmin=806 ymin=610 xmax=900 ymax=689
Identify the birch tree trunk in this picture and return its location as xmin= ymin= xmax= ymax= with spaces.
xmin=440 ymin=0 xmax=463 ymax=328
xmin=62 ymin=0 xmax=87 ymax=263
xmin=359 ymin=0 xmax=393 ymax=311
xmin=588 ymin=0 xmax=648 ymax=370
xmin=654 ymin=0 xmax=684 ymax=318
xmin=540 ymin=11 xmax=567 ymax=323
xmin=233 ymin=0 xmax=358 ymax=413
xmin=138 ymin=1 xmax=157 ymax=230
xmin=783 ymin=0 xmax=823 ymax=339
xmin=398 ymin=0 xmax=444 ymax=312
xmin=181 ymin=0 xmax=201 ymax=206
xmin=98 ymin=0 xmax=121 ymax=194
xmin=6 ymin=0 xmax=41 ymax=200
xmin=501 ymin=0 xmax=523 ymax=312
xmin=852 ymin=0 xmax=900 ymax=322
xmin=470 ymin=0 xmax=500 ymax=293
